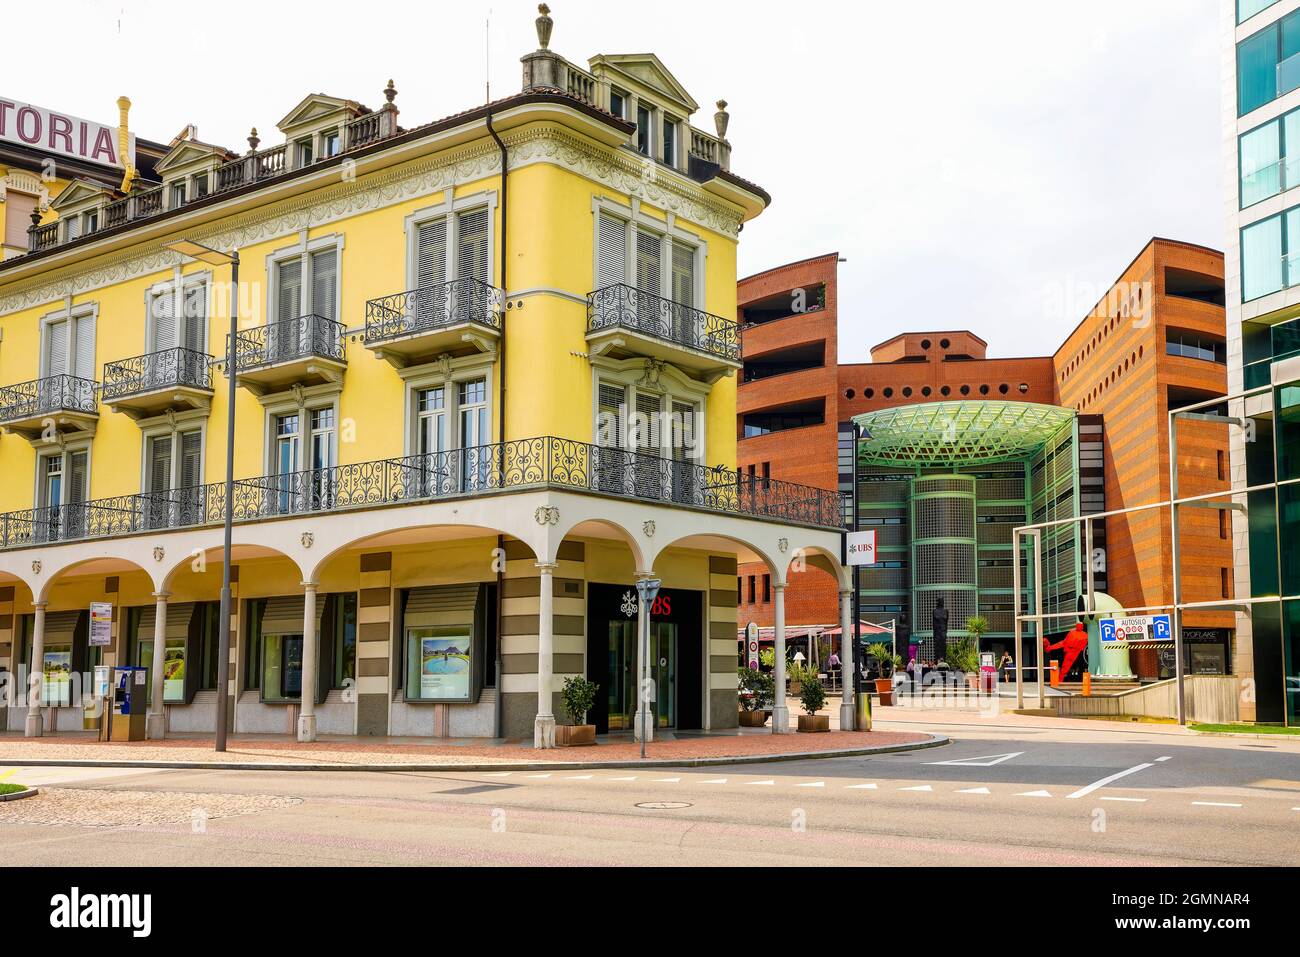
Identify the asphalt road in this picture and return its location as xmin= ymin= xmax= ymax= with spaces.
xmin=2 ymin=722 xmax=1298 ymax=866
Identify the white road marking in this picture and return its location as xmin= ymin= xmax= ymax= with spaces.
xmin=956 ymin=787 xmax=991 ymax=794
xmin=526 ymin=774 xmax=552 ymax=779
xmin=1065 ymin=763 xmax=1154 ymax=800
xmin=652 ymin=777 xmax=681 ymax=783
xmin=1156 ymin=756 xmax=1173 ymax=762
xmin=927 ymin=751 xmax=1025 ymax=767
xmin=796 ymin=781 xmax=825 ymax=788
xmin=702 ymin=778 xmax=728 ymax=785
xmin=1017 ymin=790 xmax=1053 ymax=798
xmin=748 ymin=780 xmax=776 ymax=786
xmin=1192 ymin=801 xmax=1242 ymax=808
xmin=1100 ymin=796 xmax=1147 ymax=803
xmin=607 ymin=776 xmax=637 ymax=781
xmin=484 ymin=772 xmax=513 ymax=777
xmin=565 ymin=775 xmax=594 ymax=780
xmin=899 ymin=785 xmax=933 ymax=792
xmin=846 ymin=783 xmax=878 ymax=790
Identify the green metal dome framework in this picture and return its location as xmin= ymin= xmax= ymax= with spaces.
xmin=853 ymin=401 xmax=1076 ymax=467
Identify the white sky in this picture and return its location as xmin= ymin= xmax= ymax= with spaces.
xmin=10 ymin=0 xmax=1223 ymax=361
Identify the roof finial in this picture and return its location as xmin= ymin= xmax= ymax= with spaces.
xmin=247 ymin=127 xmax=260 ymax=154
xmin=384 ymin=79 xmax=398 ymax=106
xmin=536 ymin=4 xmax=553 ymax=50
xmin=714 ymin=100 xmax=730 ymax=140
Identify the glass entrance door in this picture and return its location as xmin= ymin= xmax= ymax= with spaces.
xmin=606 ymin=619 xmax=677 ymax=731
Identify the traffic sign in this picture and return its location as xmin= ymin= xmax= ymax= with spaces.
xmin=1100 ymin=614 xmax=1173 ymax=644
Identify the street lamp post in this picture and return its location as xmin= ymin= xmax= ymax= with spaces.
xmin=164 ymin=239 xmax=239 ymax=753
xmin=634 ymin=577 xmax=662 ymax=760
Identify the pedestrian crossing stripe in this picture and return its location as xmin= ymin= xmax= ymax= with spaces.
xmin=1016 ymin=790 xmax=1052 ymax=797
xmin=748 ymin=780 xmax=776 ymax=786
xmin=796 ymin=781 xmax=825 ymax=788
xmin=899 ymin=785 xmax=932 ymax=792
xmin=702 ymin=778 xmax=728 ymax=785
xmin=846 ymin=783 xmax=878 ymax=790
xmin=957 ymin=787 xmax=991 ymax=794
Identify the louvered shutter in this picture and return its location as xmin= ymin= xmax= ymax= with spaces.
xmin=5 ymin=192 xmax=37 ymax=248
xmin=672 ymin=243 xmax=695 ymax=307
xmin=597 ymin=213 xmax=627 ymax=289
xmin=182 ymin=284 xmax=205 ymax=352
xmin=149 ymin=436 xmax=172 ymax=492
xmin=68 ymin=452 xmax=88 ymax=504
xmin=597 ymin=382 xmax=624 ymax=448
xmin=636 ymin=229 xmax=662 ymax=296
xmin=152 ymin=290 xmax=177 ymax=352
xmin=635 ymin=392 xmax=661 ymax=453
xmin=310 ymin=249 xmax=337 ymax=322
xmin=672 ymin=401 xmax=695 ymax=461
xmin=416 ymin=218 xmax=447 ymax=288
xmin=277 ymin=260 xmax=302 ymax=322
xmin=456 ymin=208 xmax=489 ymax=283
xmin=179 ymin=431 xmax=202 ymax=489
xmin=46 ymin=319 xmax=69 ymax=375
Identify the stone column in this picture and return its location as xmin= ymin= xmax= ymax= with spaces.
xmin=146 ymin=592 xmax=169 ymax=739
xmin=298 ymin=583 xmax=319 ymax=742
xmin=24 ymin=601 xmax=47 ymax=737
xmin=534 ymin=562 xmax=557 ymax=748
xmin=633 ymin=576 xmax=654 ymax=745
xmin=839 ymin=588 xmax=856 ymax=732
xmin=772 ymin=583 xmax=789 ymax=734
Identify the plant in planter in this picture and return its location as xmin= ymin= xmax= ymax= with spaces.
xmin=961 ymin=615 xmax=990 ymax=688
xmin=737 ymin=667 xmax=774 ymax=727
xmin=866 ymin=642 xmax=903 ymax=706
xmin=758 ymin=648 xmax=776 ymax=671
xmin=556 ymin=675 xmax=598 ymax=747
xmin=947 ymin=631 xmax=982 ymax=688
xmin=788 ymin=660 xmax=815 ymax=697
xmin=796 ymin=675 xmax=830 ymax=732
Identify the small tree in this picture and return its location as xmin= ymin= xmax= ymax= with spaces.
xmin=965 ymin=615 xmax=989 ymax=646
xmin=561 ymin=676 xmax=598 ymax=726
xmin=866 ymin=642 xmax=901 ymax=678
xmin=799 ymin=675 xmax=827 ymax=715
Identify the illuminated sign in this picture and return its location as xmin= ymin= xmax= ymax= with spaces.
xmin=0 ymin=98 xmax=134 ymax=168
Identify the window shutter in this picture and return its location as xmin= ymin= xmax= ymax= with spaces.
xmin=636 ymin=229 xmax=662 ymax=296
xmin=149 ymin=436 xmax=173 ymax=492
xmin=416 ymin=218 xmax=447 ymax=288
xmin=672 ymin=243 xmax=695 ymax=308
xmin=310 ymin=249 xmax=338 ymax=322
xmin=672 ymin=401 xmax=695 ymax=460
xmin=68 ymin=452 xmax=88 ymax=505
xmin=152 ymin=290 xmax=177 ymax=352
xmin=182 ymin=284 xmax=206 ymax=352
xmin=278 ymin=260 xmax=303 ymax=323
xmin=597 ymin=382 xmax=625 ymax=448
xmin=456 ymin=208 xmax=489 ymax=283
xmin=179 ymin=431 xmax=202 ymax=489
xmin=596 ymin=213 xmax=627 ymax=289
xmin=74 ymin=313 xmax=95 ymax=379
xmin=46 ymin=319 xmax=69 ymax=376
xmin=5 ymin=192 xmax=37 ymax=248
xmin=635 ymin=392 xmax=661 ymax=453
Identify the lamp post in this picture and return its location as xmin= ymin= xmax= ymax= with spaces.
xmin=634 ymin=577 xmax=661 ymax=760
xmin=850 ymin=422 xmax=870 ymax=724
xmin=164 ymin=239 xmax=239 ymax=753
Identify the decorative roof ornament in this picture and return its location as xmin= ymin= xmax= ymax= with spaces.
xmin=536 ymin=4 xmax=554 ymax=50
xmin=714 ymin=100 xmax=730 ymax=140
xmin=384 ymin=79 xmax=398 ymax=107
xmin=247 ymin=128 xmax=260 ymax=154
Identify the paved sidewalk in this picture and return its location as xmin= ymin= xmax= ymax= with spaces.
xmin=0 ymin=726 xmax=938 ymax=771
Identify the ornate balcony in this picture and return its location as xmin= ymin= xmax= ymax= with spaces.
xmin=364 ymin=278 xmax=502 ymax=367
xmin=232 ymin=314 xmax=346 ymax=395
xmin=0 ymin=437 xmax=845 ymax=551
xmin=101 ymin=348 xmax=214 ymax=419
xmin=0 ymin=374 xmax=99 ymax=438
xmin=586 ymin=284 xmax=742 ymax=375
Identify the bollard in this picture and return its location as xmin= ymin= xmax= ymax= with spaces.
xmin=1082 ymin=671 xmax=1092 ymax=697
xmin=856 ymin=688 xmax=872 ymax=731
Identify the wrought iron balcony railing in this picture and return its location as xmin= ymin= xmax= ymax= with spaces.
xmin=0 ymin=437 xmax=845 ymax=550
xmin=364 ymin=278 xmax=502 ymax=345
xmin=587 ymin=284 xmax=741 ymax=363
xmin=232 ymin=314 xmax=346 ymax=371
xmin=101 ymin=348 xmax=213 ymax=402
xmin=0 ymin=374 xmax=98 ymax=424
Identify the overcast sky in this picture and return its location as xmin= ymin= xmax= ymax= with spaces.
xmin=13 ymin=0 xmax=1223 ymax=360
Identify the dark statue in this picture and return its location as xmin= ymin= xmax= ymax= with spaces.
xmin=932 ymin=597 xmax=949 ymax=663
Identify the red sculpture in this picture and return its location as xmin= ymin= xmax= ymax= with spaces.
xmin=1043 ymin=622 xmax=1089 ymax=679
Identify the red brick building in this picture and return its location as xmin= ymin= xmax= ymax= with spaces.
xmin=735 ymin=240 xmax=1232 ymax=679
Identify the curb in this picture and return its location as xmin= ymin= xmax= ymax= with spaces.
xmin=1188 ymin=729 xmax=1300 ymax=741
xmin=0 ymin=734 xmax=947 ymax=774
xmin=0 ymin=786 xmax=39 ymax=803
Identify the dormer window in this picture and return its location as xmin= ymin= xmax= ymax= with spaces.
xmin=296 ymin=137 xmax=314 ymax=166
xmin=662 ymin=116 xmax=678 ymax=167
xmin=171 ymin=182 xmax=187 ymax=208
xmin=65 ymin=216 xmax=80 ymax=241
xmin=636 ymin=103 xmax=653 ymax=156
xmin=84 ymin=210 xmax=98 ymax=235
xmin=193 ymin=173 xmax=209 ymax=199
xmin=610 ymin=88 xmax=627 ymax=120
xmin=322 ymin=130 xmax=341 ymax=158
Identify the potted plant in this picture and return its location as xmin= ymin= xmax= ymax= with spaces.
xmin=737 ymin=667 xmax=774 ymax=727
xmin=948 ymin=629 xmax=982 ymax=689
xmin=796 ymin=675 xmax=829 ymax=732
xmin=556 ymin=676 xmax=598 ymax=747
xmin=962 ymin=615 xmax=990 ymax=689
xmin=788 ymin=659 xmax=806 ymax=697
xmin=866 ymin=643 xmax=902 ymax=706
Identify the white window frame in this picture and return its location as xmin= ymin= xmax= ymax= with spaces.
xmin=139 ymin=414 xmax=208 ymax=493
xmin=403 ymin=191 xmax=499 ymax=292
xmin=260 ymin=386 xmax=341 ymax=477
xmin=590 ymin=197 xmax=706 ymax=306
xmin=400 ymin=354 xmax=496 ymax=458
xmin=39 ymin=302 xmax=98 ymax=379
xmin=144 ymin=268 xmax=212 ymax=355
xmin=589 ymin=356 xmax=709 ymax=463
xmin=33 ymin=439 xmax=93 ymax=508
xmin=266 ymin=231 xmax=345 ymax=327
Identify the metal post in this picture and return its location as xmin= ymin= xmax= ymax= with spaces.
xmin=1168 ymin=410 xmax=1187 ymax=726
xmin=215 ymin=251 xmax=238 ymax=752
xmin=1084 ymin=516 xmax=1095 ymax=617
xmin=24 ymin=602 xmax=47 ymax=737
xmin=1033 ymin=529 xmax=1044 ymax=710
xmin=1013 ymin=529 xmax=1023 ymax=711
xmin=838 ymin=588 xmax=854 ymax=732
xmin=147 ymin=592 xmax=168 ymax=738
xmin=297 ymin=582 xmax=318 ymax=742
xmin=772 ymin=583 xmax=789 ymax=734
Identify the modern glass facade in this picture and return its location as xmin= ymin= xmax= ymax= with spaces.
xmin=1237 ymin=7 xmax=1300 ymax=116
xmin=1240 ymin=0 xmax=1283 ymax=25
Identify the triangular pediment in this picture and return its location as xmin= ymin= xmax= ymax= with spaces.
xmin=588 ymin=54 xmax=699 ymax=115
xmin=154 ymin=139 xmax=231 ymax=174
xmin=50 ymin=179 xmax=113 ymax=212
xmin=277 ymin=94 xmax=364 ymax=135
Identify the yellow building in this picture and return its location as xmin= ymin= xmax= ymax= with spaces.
xmin=0 ymin=7 xmax=848 ymax=746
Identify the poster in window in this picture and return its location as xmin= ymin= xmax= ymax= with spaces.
xmin=418 ymin=634 xmax=471 ymax=701
xmin=43 ymin=650 xmax=72 ymax=705
xmin=163 ymin=642 xmax=186 ymax=700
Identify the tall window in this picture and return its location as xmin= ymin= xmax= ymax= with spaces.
xmin=412 ymin=206 xmax=491 ymax=326
xmin=597 ymin=212 xmax=628 ymax=289
xmin=416 ymin=386 xmax=447 ymax=456
xmin=662 ymin=116 xmax=678 ymax=166
xmin=4 ymin=190 xmax=37 ymax=251
xmin=1237 ymin=9 xmax=1300 ymax=116
xmin=150 ymin=281 xmax=206 ymax=354
xmin=38 ymin=450 xmax=87 ymax=540
xmin=636 ymin=104 xmax=653 ymax=156
xmin=43 ymin=310 xmax=95 ymax=379
xmin=1240 ymin=108 xmax=1300 ymax=207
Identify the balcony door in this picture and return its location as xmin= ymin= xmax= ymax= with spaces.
xmin=42 ymin=311 xmax=95 ymax=404
xmin=635 ymin=230 xmax=663 ymax=335
xmin=414 ymin=386 xmax=449 ymax=496
xmin=150 ymin=284 xmax=205 ymax=387
xmin=38 ymin=450 xmax=87 ymax=542
xmin=272 ymin=410 xmax=334 ymax=513
xmin=458 ymin=379 xmax=489 ymax=490
xmin=145 ymin=430 xmax=202 ymax=529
